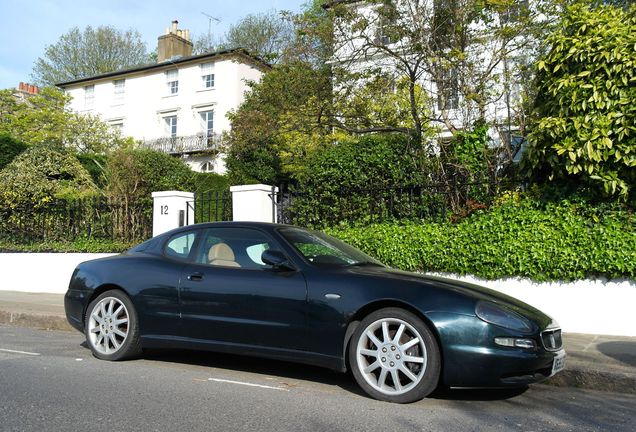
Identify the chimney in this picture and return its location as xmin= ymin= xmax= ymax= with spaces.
xmin=157 ymin=20 xmax=193 ymax=62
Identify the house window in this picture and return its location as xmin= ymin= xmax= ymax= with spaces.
xmin=200 ymin=110 xmax=214 ymax=137
xmin=201 ymin=63 xmax=215 ymax=89
xmin=164 ymin=115 xmax=177 ymax=137
xmin=84 ymin=85 xmax=94 ymax=108
xmin=109 ymin=120 xmax=124 ymax=132
xmin=437 ymin=67 xmax=459 ymax=110
xmin=200 ymin=161 xmax=214 ymax=172
xmin=432 ymin=0 xmax=457 ymax=49
xmin=113 ymin=79 xmax=125 ymax=104
xmin=375 ymin=5 xmax=399 ymax=45
xmin=166 ymin=70 xmax=178 ymax=95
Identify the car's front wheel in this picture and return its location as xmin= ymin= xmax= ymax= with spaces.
xmin=349 ymin=307 xmax=441 ymax=403
xmin=85 ymin=290 xmax=141 ymax=361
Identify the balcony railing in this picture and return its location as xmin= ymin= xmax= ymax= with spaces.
xmin=142 ymin=133 xmax=222 ymax=155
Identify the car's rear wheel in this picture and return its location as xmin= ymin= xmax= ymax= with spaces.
xmin=85 ymin=290 xmax=141 ymax=361
xmin=349 ymin=307 xmax=440 ymax=403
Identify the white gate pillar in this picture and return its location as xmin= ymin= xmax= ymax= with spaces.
xmin=151 ymin=191 xmax=195 ymax=236
xmin=230 ymin=184 xmax=277 ymax=223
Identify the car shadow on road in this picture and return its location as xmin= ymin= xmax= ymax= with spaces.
xmin=138 ymin=347 xmax=528 ymax=402
xmin=597 ymin=341 xmax=636 ymax=367
xmin=141 ymin=347 xmax=369 ymax=398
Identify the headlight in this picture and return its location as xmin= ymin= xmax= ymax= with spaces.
xmin=475 ymin=301 xmax=533 ymax=333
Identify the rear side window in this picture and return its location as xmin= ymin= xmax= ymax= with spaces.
xmin=196 ymin=228 xmax=278 ymax=269
xmin=165 ymin=232 xmax=197 ymax=260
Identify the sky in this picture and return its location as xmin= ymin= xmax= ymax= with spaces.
xmin=0 ymin=0 xmax=305 ymax=89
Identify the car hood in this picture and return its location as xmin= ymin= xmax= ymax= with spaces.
xmin=344 ymin=265 xmax=554 ymax=329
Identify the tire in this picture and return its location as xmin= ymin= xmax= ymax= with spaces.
xmin=84 ymin=290 xmax=142 ymax=361
xmin=349 ymin=307 xmax=440 ymax=403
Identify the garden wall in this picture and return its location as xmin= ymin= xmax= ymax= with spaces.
xmin=0 ymin=253 xmax=116 ymax=294
xmin=0 ymin=253 xmax=634 ymax=336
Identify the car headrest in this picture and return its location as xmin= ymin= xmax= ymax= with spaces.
xmin=208 ymin=243 xmax=236 ymax=264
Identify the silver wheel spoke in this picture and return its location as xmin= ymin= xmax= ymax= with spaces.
xmin=90 ymin=326 xmax=101 ymax=334
xmin=359 ymin=348 xmax=377 ymax=357
xmin=381 ymin=321 xmax=390 ymax=343
xmin=113 ymin=328 xmax=127 ymax=338
xmin=366 ymin=331 xmax=382 ymax=349
xmin=377 ymin=369 xmax=388 ymax=388
xmin=109 ymin=333 xmax=120 ymax=350
xmin=391 ymin=370 xmax=402 ymax=391
xmin=400 ymin=337 xmax=420 ymax=351
xmin=107 ymin=299 xmax=114 ymax=314
xmin=91 ymin=313 xmax=103 ymax=325
xmin=403 ymin=355 xmax=424 ymax=364
xmin=114 ymin=318 xmax=128 ymax=325
xmin=393 ymin=324 xmax=405 ymax=343
xmin=114 ymin=305 xmax=124 ymax=317
xmin=400 ymin=365 xmax=418 ymax=382
xmin=363 ymin=361 xmax=380 ymax=373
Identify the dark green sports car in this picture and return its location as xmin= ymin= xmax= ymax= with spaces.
xmin=65 ymin=222 xmax=566 ymax=403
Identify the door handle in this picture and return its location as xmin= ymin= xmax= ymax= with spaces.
xmin=187 ymin=272 xmax=204 ymax=281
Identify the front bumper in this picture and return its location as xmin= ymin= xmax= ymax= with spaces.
xmin=431 ymin=313 xmax=566 ymax=388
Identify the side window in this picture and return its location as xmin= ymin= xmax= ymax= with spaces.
xmin=196 ymin=228 xmax=278 ymax=269
xmin=165 ymin=232 xmax=197 ymax=260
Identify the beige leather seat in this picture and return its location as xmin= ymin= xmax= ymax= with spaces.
xmin=207 ymin=243 xmax=241 ymax=267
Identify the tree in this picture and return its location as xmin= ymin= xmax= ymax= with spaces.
xmin=221 ymin=10 xmax=296 ymax=63
xmin=32 ymin=26 xmax=149 ymax=86
xmin=0 ymin=87 xmax=131 ymax=153
xmin=326 ymin=0 xmax=564 ymax=147
xmin=105 ymin=148 xmax=195 ymax=206
xmin=525 ymin=2 xmax=636 ymax=198
xmin=225 ymin=60 xmax=333 ymax=184
xmin=225 ymin=2 xmax=335 ymax=184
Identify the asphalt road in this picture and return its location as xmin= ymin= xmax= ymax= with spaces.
xmin=1 ymin=325 xmax=634 ymax=432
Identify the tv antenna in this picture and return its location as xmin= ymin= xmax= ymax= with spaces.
xmin=201 ymin=12 xmax=221 ymax=49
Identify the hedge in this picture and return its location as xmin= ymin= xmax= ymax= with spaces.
xmin=326 ymin=197 xmax=635 ymax=282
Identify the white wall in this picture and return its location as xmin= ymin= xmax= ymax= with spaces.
xmin=426 ymin=272 xmax=636 ymax=337
xmin=2 ymin=252 xmax=632 ymax=336
xmin=0 ymin=253 xmax=117 ymax=294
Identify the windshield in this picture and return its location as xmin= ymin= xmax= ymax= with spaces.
xmin=279 ymin=227 xmax=384 ymax=267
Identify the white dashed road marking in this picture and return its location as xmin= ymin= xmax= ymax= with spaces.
xmin=208 ymin=378 xmax=289 ymax=391
xmin=0 ymin=348 xmax=41 ymax=356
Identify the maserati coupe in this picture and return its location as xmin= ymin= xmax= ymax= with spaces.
xmin=65 ymin=222 xmax=566 ymax=403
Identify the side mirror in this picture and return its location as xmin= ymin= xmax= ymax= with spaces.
xmin=261 ymin=250 xmax=293 ymax=270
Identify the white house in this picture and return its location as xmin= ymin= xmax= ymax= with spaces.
xmin=57 ymin=21 xmax=270 ymax=173
xmin=325 ymin=0 xmax=543 ymax=155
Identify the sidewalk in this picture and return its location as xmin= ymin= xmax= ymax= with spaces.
xmin=1 ymin=290 xmax=634 ymax=394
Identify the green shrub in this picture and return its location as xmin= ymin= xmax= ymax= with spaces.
xmin=76 ymin=152 xmax=108 ymax=188
xmin=526 ymin=3 xmax=636 ymax=198
xmin=0 ymin=144 xmax=97 ymax=208
xmin=105 ymin=148 xmax=195 ymax=204
xmin=0 ymin=133 xmax=28 ymax=170
xmin=327 ymin=197 xmax=635 ymax=282
xmin=288 ymin=134 xmax=432 ymax=225
xmin=191 ymin=172 xmax=230 ymax=193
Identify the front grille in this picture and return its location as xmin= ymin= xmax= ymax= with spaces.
xmin=541 ymin=328 xmax=563 ymax=351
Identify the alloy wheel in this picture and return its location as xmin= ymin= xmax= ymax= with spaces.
xmin=87 ymin=297 xmax=130 ymax=355
xmin=356 ymin=318 xmax=427 ymax=396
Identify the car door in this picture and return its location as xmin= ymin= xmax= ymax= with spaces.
xmin=178 ymin=227 xmax=308 ymax=351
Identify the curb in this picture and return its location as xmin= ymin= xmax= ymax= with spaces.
xmin=0 ymin=310 xmax=73 ymax=332
xmin=546 ymin=364 xmax=636 ymax=395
